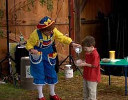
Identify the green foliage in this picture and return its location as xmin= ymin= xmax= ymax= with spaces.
xmin=40 ymin=0 xmax=46 ymax=5
xmin=26 ymin=0 xmax=35 ymax=11
xmin=28 ymin=0 xmax=35 ymax=7
xmin=47 ymin=0 xmax=53 ymax=11
xmin=26 ymin=0 xmax=53 ymax=11
xmin=39 ymin=0 xmax=53 ymax=11
xmin=0 ymin=0 xmax=53 ymax=38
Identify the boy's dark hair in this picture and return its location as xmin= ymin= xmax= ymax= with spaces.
xmin=82 ymin=36 xmax=95 ymax=47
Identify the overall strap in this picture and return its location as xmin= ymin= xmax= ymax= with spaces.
xmin=36 ymin=29 xmax=54 ymax=49
xmin=35 ymin=30 xmax=43 ymax=49
xmin=37 ymin=29 xmax=43 ymax=40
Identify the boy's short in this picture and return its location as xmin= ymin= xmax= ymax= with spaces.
xmin=83 ymin=80 xmax=98 ymax=100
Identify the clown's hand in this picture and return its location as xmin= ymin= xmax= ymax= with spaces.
xmin=71 ymin=42 xmax=81 ymax=49
xmin=29 ymin=49 xmax=39 ymax=55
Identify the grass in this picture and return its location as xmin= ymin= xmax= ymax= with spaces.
xmin=0 ymin=70 xmax=128 ymax=100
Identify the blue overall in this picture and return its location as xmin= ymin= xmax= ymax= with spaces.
xmin=29 ymin=30 xmax=58 ymax=85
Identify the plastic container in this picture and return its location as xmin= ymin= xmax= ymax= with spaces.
xmin=75 ymin=46 xmax=82 ymax=54
xmin=64 ymin=64 xmax=73 ymax=79
xmin=109 ymin=51 xmax=115 ymax=60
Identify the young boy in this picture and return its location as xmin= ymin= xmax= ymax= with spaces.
xmin=26 ymin=16 xmax=80 ymax=100
xmin=76 ymin=36 xmax=101 ymax=100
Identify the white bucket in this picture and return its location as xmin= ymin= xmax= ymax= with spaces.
xmin=65 ymin=64 xmax=73 ymax=78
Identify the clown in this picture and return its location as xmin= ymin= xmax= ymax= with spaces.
xmin=26 ymin=16 xmax=80 ymax=100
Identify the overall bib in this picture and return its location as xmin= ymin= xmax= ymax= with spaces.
xmin=29 ymin=30 xmax=58 ymax=85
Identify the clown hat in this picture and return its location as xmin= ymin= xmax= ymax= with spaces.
xmin=37 ymin=16 xmax=55 ymax=29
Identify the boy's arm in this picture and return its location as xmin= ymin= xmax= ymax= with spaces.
xmin=76 ymin=59 xmax=96 ymax=67
xmin=82 ymin=62 xmax=96 ymax=67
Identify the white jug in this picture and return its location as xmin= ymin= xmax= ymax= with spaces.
xmin=65 ymin=64 xmax=73 ymax=78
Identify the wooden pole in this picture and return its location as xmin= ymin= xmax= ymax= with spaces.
xmin=74 ymin=0 xmax=81 ymax=43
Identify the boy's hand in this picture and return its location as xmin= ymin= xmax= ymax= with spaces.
xmin=75 ymin=59 xmax=83 ymax=66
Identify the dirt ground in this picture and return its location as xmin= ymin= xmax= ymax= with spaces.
xmin=0 ymin=70 xmax=128 ymax=100
xmin=54 ymin=73 xmax=128 ymax=100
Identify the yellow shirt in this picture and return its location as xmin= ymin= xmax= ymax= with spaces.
xmin=26 ymin=28 xmax=72 ymax=50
